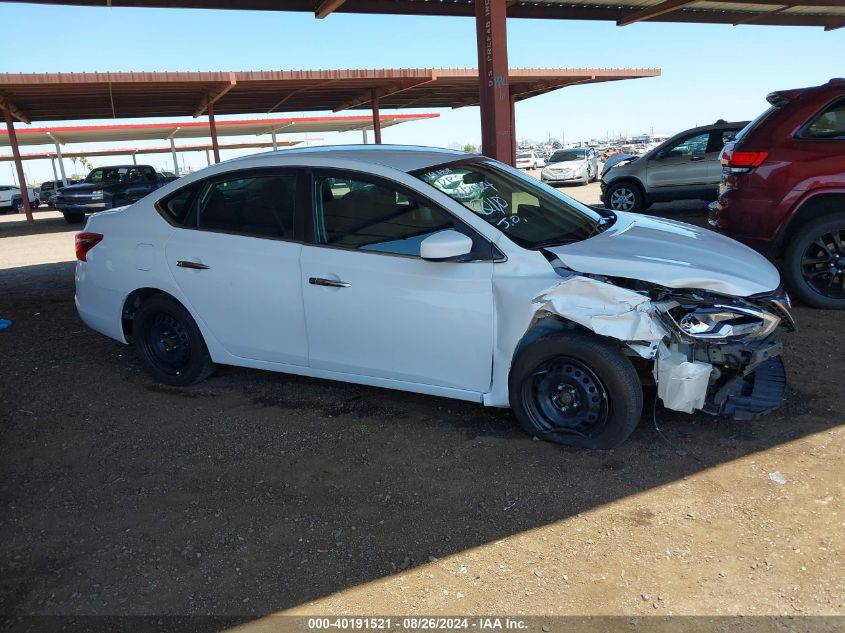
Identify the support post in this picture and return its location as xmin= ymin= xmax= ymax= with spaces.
xmin=475 ymin=0 xmax=513 ymax=165
xmin=131 ymin=153 xmax=137 ymax=165
xmin=50 ymin=157 xmax=59 ymax=186
xmin=272 ymin=131 xmax=278 ymax=151
xmin=53 ymin=141 xmax=68 ymax=186
xmin=205 ymin=149 xmax=211 ymax=166
xmin=362 ymin=129 xmax=368 ymax=144
xmin=3 ymin=106 xmax=32 ymax=223
xmin=510 ymin=92 xmax=517 ymax=158
xmin=208 ymin=100 xmax=221 ymax=164
xmin=170 ymin=138 xmax=180 ymax=176
xmin=371 ymin=90 xmax=382 ymax=144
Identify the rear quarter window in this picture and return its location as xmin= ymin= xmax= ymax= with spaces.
xmin=798 ymin=98 xmax=845 ymax=140
xmin=156 ymin=183 xmax=200 ymax=226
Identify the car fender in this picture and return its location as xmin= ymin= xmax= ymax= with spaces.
xmin=772 ymin=185 xmax=845 ymax=250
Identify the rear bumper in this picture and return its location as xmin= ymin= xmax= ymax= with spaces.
xmin=74 ymin=262 xmax=127 ymax=344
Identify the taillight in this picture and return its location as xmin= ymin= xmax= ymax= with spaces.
xmin=75 ymin=232 xmax=103 ymax=261
xmin=721 ymin=148 xmax=768 ymax=169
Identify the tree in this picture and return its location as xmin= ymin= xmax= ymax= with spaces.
xmin=463 ymin=143 xmax=477 ymax=153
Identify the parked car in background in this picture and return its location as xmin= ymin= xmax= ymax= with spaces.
xmin=0 ymin=185 xmax=39 ymax=213
xmin=710 ymin=78 xmax=845 ymax=309
xmin=54 ymin=165 xmax=178 ymax=224
xmin=39 ymin=180 xmax=65 ymax=207
xmin=541 ymin=147 xmax=599 ymax=185
xmin=601 ymin=120 xmax=747 ymax=212
xmin=75 ymin=145 xmax=793 ymax=450
xmin=515 ymin=151 xmax=545 ymax=170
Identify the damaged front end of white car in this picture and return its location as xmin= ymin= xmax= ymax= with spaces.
xmin=534 ymin=260 xmax=795 ymax=423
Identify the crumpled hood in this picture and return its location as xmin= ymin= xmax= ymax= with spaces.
xmin=546 ymin=212 xmax=781 ymax=297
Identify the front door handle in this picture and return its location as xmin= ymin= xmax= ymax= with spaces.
xmin=176 ymin=260 xmax=210 ymax=270
xmin=309 ymin=277 xmax=350 ymax=288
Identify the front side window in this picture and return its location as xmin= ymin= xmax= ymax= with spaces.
xmin=196 ymin=173 xmax=296 ymax=239
xmin=414 ymin=161 xmax=603 ymax=249
xmin=313 ymin=174 xmax=456 ymax=256
xmin=800 ymin=99 xmax=845 ymax=140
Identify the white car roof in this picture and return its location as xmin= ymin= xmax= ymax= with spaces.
xmin=224 ymin=144 xmax=471 ymax=173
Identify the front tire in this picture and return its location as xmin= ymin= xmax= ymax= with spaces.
xmin=509 ymin=331 xmax=642 ymax=449
xmin=133 ymin=294 xmax=215 ymax=386
xmin=783 ymin=212 xmax=845 ymax=309
xmin=605 ymin=181 xmax=645 ymax=212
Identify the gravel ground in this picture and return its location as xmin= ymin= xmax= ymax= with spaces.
xmin=0 ymin=194 xmax=843 ymax=627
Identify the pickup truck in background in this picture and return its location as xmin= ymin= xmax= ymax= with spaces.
xmin=0 ymin=184 xmax=40 ymax=213
xmin=54 ymin=165 xmax=178 ymax=223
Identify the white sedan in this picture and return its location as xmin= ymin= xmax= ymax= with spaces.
xmin=75 ymin=146 xmax=793 ymax=448
xmin=515 ymin=151 xmax=545 ymax=170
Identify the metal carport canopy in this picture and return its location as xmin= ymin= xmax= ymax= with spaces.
xmin=3 ymin=0 xmax=843 ymax=29
xmin=0 ymin=68 xmax=659 ymax=123
xmin=0 ymin=114 xmax=440 ymax=146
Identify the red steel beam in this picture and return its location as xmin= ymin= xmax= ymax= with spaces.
xmin=207 ymin=99 xmax=221 ymax=163
xmin=315 ymin=0 xmax=347 ymax=18
xmin=2 ymin=105 xmax=33 ymax=223
xmin=371 ymin=89 xmax=382 ymax=144
xmin=617 ymin=0 xmax=696 ymax=27
xmin=475 ymin=0 xmax=513 ymax=166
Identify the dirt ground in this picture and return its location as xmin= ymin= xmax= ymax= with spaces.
xmin=0 ymin=189 xmax=843 ymax=630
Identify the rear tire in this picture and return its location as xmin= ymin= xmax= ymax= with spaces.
xmin=133 ymin=294 xmax=215 ymax=386
xmin=63 ymin=212 xmax=85 ymax=224
xmin=783 ymin=212 xmax=845 ymax=309
xmin=508 ymin=331 xmax=642 ymax=449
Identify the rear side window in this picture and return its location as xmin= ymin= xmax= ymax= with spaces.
xmin=197 ymin=173 xmax=297 ymax=239
xmin=158 ymin=183 xmax=200 ymax=225
xmin=799 ymin=99 xmax=845 ymax=140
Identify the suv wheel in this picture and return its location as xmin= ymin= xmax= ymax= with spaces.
xmin=606 ymin=181 xmax=644 ymax=212
xmin=783 ymin=213 xmax=845 ymax=309
xmin=509 ymin=332 xmax=642 ymax=449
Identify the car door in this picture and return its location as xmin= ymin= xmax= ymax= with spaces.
xmin=646 ymin=131 xmax=711 ymax=191
xmin=164 ymin=168 xmax=310 ymax=366
xmin=300 ymin=170 xmax=495 ymax=393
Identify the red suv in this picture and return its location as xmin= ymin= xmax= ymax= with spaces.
xmin=711 ymin=78 xmax=845 ymax=309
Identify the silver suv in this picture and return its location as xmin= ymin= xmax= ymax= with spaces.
xmin=600 ymin=120 xmax=748 ymax=212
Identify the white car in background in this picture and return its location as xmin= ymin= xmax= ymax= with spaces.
xmin=0 ymin=184 xmax=39 ymax=212
xmin=75 ymin=145 xmax=793 ymax=449
xmin=515 ymin=151 xmax=545 ymax=170
xmin=541 ymin=148 xmax=600 ymax=186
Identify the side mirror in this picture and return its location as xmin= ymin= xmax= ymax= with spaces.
xmin=420 ymin=230 xmax=474 ymax=262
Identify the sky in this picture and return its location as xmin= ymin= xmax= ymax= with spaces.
xmin=0 ymin=2 xmax=843 ymax=184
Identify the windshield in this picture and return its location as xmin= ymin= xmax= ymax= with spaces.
xmin=549 ymin=150 xmax=585 ymax=162
xmin=85 ymin=167 xmax=131 ymax=184
xmin=413 ymin=160 xmax=604 ymax=249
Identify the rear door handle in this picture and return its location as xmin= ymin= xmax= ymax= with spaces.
xmin=309 ymin=277 xmax=350 ymax=288
xmin=176 ymin=260 xmax=210 ymax=270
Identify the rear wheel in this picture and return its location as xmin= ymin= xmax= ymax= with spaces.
xmin=783 ymin=212 xmax=845 ymax=309
xmin=606 ymin=181 xmax=644 ymax=212
xmin=509 ymin=332 xmax=642 ymax=449
xmin=133 ymin=294 xmax=215 ymax=386
xmin=63 ymin=212 xmax=85 ymax=224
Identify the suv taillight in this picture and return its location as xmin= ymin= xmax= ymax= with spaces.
xmin=75 ymin=232 xmax=103 ymax=261
xmin=721 ymin=147 xmax=768 ymax=172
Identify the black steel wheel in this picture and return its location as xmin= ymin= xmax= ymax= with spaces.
xmin=522 ymin=357 xmax=609 ymax=437
xmin=508 ymin=331 xmax=642 ymax=449
xmin=133 ymin=294 xmax=214 ymax=386
xmin=784 ymin=213 xmax=845 ymax=309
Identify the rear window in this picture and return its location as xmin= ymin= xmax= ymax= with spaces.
xmin=734 ymin=107 xmax=777 ymax=144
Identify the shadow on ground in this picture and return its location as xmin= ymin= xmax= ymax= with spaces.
xmin=0 ymin=241 xmax=841 ymax=629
